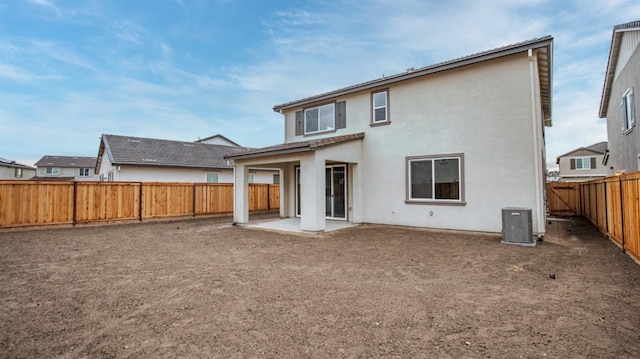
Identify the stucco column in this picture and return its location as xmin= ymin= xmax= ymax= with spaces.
xmin=299 ymin=155 xmax=326 ymax=233
xmin=350 ymin=163 xmax=363 ymax=223
xmin=233 ymin=163 xmax=249 ymax=224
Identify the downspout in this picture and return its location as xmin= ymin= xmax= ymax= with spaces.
xmin=528 ymin=48 xmax=544 ymax=238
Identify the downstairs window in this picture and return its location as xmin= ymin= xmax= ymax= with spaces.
xmin=406 ymin=154 xmax=464 ymax=204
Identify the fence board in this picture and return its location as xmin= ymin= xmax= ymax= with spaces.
xmin=0 ymin=181 xmax=74 ymax=226
xmin=1 ymin=181 xmax=278 ymax=228
xmin=546 ymin=182 xmax=580 ymax=216
xmin=577 ymin=172 xmax=640 ymax=265
xmin=194 ymin=184 xmax=234 ymax=215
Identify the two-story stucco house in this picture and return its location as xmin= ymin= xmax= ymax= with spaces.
xmin=33 ymin=155 xmax=99 ymax=181
xmin=556 ymin=141 xmax=610 ymax=182
xmin=600 ymin=20 xmax=640 ymax=174
xmin=226 ymin=37 xmax=553 ymax=237
xmin=0 ymin=157 xmax=36 ymax=180
xmin=96 ymin=134 xmax=278 ymax=183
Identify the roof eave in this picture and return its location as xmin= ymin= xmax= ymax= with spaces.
xmin=273 ymin=36 xmax=554 ymax=113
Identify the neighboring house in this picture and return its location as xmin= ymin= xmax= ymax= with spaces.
xmin=95 ymin=134 xmax=278 ymax=183
xmin=0 ymin=157 xmax=36 ymax=180
xmin=33 ymin=155 xmax=98 ymax=181
xmin=226 ymin=36 xmax=553 ymax=237
xmin=599 ymin=20 xmax=640 ymax=174
xmin=556 ymin=141 xmax=610 ymax=182
xmin=196 ymin=134 xmax=241 ymax=147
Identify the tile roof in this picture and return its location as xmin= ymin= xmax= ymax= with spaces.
xmin=34 ymin=155 xmax=97 ymax=168
xmin=273 ymin=36 xmax=553 ymax=126
xmin=225 ymin=132 xmax=365 ymax=160
xmin=98 ymin=134 xmax=245 ymax=170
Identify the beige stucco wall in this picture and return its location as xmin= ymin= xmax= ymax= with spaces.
xmin=98 ymin=157 xmax=276 ymax=184
xmin=557 ymin=150 xmax=610 ymax=182
xmin=0 ymin=166 xmax=35 ymax=180
xmin=36 ymin=166 xmax=99 ymax=181
xmin=279 ymin=51 xmax=547 ymax=235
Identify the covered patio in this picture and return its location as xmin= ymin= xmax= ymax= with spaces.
xmin=224 ymin=133 xmax=365 ymax=234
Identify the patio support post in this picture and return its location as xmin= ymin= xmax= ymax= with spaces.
xmin=233 ymin=163 xmax=250 ymax=224
xmin=300 ymin=155 xmax=326 ymax=233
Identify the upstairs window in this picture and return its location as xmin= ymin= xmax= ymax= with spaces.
xmin=79 ymin=168 xmax=90 ymax=177
xmin=372 ymin=90 xmax=389 ymax=124
xmin=622 ymin=88 xmax=636 ymax=132
xmin=406 ymin=154 xmax=464 ymax=204
xmin=571 ymin=157 xmax=595 ymax=170
xmin=304 ymin=103 xmax=335 ymax=134
xmin=15 ymin=168 xmax=23 ymax=178
xmin=45 ymin=167 xmax=59 ymax=175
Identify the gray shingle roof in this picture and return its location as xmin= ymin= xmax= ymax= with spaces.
xmin=556 ymin=141 xmax=608 ymax=162
xmin=34 ymin=156 xmax=97 ymax=168
xmin=99 ymin=134 xmax=245 ymax=170
xmin=0 ymin=157 xmax=35 ymax=170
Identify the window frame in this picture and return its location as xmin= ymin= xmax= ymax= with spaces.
xmin=622 ymin=87 xmax=636 ymax=133
xmin=45 ymin=167 xmax=60 ymax=175
xmin=405 ymin=153 xmax=465 ymax=205
xmin=304 ymin=102 xmax=335 ymax=135
xmin=79 ymin=168 xmax=90 ymax=177
xmin=15 ymin=168 xmax=23 ymax=178
xmin=574 ymin=157 xmax=591 ymax=170
xmin=371 ymin=89 xmax=390 ymax=125
xmin=206 ymin=172 xmax=219 ymax=183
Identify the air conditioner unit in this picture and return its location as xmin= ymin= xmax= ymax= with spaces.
xmin=501 ymin=208 xmax=535 ymax=247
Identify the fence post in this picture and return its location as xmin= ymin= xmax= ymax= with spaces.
xmin=619 ymin=176 xmax=625 ymax=251
xmin=139 ymin=182 xmax=143 ymax=222
xmin=192 ymin=183 xmax=197 ymax=217
xmin=72 ymin=181 xmax=78 ymax=226
xmin=604 ymin=180 xmax=608 ymax=234
xmin=267 ymin=184 xmax=271 ymax=211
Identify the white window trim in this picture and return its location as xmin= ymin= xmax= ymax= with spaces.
xmin=206 ymin=172 xmax=220 ymax=183
xmin=15 ymin=168 xmax=23 ymax=178
xmin=622 ymin=87 xmax=636 ymax=133
xmin=371 ymin=89 xmax=389 ymax=124
xmin=304 ymin=103 xmax=335 ymax=135
xmin=45 ymin=167 xmax=60 ymax=175
xmin=248 ymin=173 xmax=256 ymax=184
xmin=405 ymin=153 xmax=465 ymax=205
xmin=79 ymin=168 xmax=90 ymax=177
xmin=575 ymin=157 xmax=592 ymax=170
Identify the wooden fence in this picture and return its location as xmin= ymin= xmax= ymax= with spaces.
xmin=547 ymin=172 xmax=640 ymax=263
xmin=0 ymin=181 xmax=279 ymax=228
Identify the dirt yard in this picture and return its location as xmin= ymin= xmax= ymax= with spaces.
xmin=1 ymin=214 xmax=639 ymax=358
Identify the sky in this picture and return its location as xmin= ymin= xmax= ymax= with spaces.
xmin=1 ymin=0 xmax=639 ymax=170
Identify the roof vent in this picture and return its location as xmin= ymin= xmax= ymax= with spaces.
xmin=141 ymin=158 xmax=157 ymax=162
xmin=128 ymin=139 xmax=141 ymax=143
xmin=406 ymin=67 xmax=415 ymax=72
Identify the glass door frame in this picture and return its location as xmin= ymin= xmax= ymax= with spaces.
xmin=294 ymin=164 xmax=348 ymax=220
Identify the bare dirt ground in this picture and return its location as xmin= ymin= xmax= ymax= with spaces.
xmin=1 ymin=213 xmax=640 ymax=359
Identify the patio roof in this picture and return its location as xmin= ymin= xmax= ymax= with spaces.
xmin=224 ymin=132 xmax=365 ymax=161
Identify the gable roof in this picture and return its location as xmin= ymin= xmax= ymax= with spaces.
xmin=225 ymin=132 xmax=365 ymax=161
xmin=599 ymin=20 xmax=640 ymax=118
xmin=34 ymin=155 xmax=97 ymax=168
xmin=556 ymin=141 xmax=608 ymax=163
xmin=0 ymin=157 xmax=35 ymax=170
xmin=195 ymin=134 xmax=241 ymax=147
xmin=273 ymin=36 xmax=553 ymax=126
xmin=96 ymin=134 xmax=246 ymax=173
